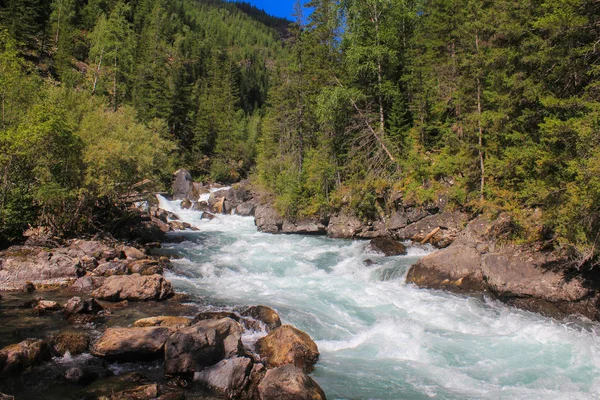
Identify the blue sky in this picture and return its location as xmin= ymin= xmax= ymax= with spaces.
xmin=244 ymin=0 xmax=297 ymax=19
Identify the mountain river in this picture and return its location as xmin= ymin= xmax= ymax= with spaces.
xmin=157 ymin=195 xmax=600 ymax=400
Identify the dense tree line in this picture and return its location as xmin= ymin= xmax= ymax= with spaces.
xmin=0 ymin=0 xmax=287 ymax=244
xmin=0 ymin=0 xmax=598 ymax=261
xmin=256 ymin=0 xmax=600 ymax=259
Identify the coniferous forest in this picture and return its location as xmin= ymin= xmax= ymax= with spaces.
xmin=0 ymin=0 xmax=599 ymax=264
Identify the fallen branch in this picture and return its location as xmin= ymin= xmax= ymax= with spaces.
xmin=333 ymin=76 xmax=395 ymax=163
xmin=420 ymin=227 xmax=441 ymax=245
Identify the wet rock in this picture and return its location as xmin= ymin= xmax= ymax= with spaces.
xmin=255 ymin=204 xmax=283 ymax=234
xmin=194 ymin=311 xmax=240 ymax=323
xmin=172 ymin=169 xmax=193 ymax=200
xmin=327 ymin=212 xmax=363 ymax=239
xmin=164 ymin=318 xmax=243 ymax=376
xmin=167 ymin=212 xmax=180 ymax=221
xmin=363 ymin=259 xmax=375 ymax=266
xmin=235 ymin=201 xmax=256 ymax=217
xmin=133 ymin=316 xmax=192 ymax=328
xmin=257 ymin=364 xmax=326 ymax=400
xmin=0 ymin=394 xmax=14 ymax=400
xmin=282 ymin=218 xmax=327 ymax=235
xmin=406 ymin=216 xmax=597 ymax=320
xmin=93 ymin=260 xmax=128 ymax=277
xmin=133 ymin=219 xmax=168 ymax=243
xmin=109 ymin=384 xmax=159 ymax=400
xmin=193 ymin=357 xmax=253 ymax=398
xmin=368 ymin=236 xmax=407 ymax=256
xmin=202 ymin=212 xmax=216 ymax=221
xmin=241 ymin=306 xmax=281 ymax=331
xmin=180 ymin=198 xmax=193 ymax=210
xmin=127 ymin=259 xmax=164 ymax=276
xmin=0 ymin=338 xmax=52 ymax=376
xmin=92 ymin=327 xmax=173 ymax=361
xmin=53 ymin=331 xmax=90 ymax=356
xmin=190 ymin=182 xmax=209 ymax=201
xmin=32 ymin=300 xmax=61 ymax=315
xmin=193 ymin=201 xmax=209 ymax=212
xmin=256 ymin=325 xmax=319 ymax=372
xmin=92 ymin=274 xmax=173 ymax=302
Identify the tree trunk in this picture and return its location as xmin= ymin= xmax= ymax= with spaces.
xmin=113 ymin=48 xmax=118 ymax=112
xmin=373 ymin=3 xmax=385 ymax=133
xmin=92 ymin=47 xmax=104 ymax=95
xmin=476 ymin=34 xmax=485 ymax=199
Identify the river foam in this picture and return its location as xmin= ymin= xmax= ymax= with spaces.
xmin=157 ymin=196 xmax=600 ymax=400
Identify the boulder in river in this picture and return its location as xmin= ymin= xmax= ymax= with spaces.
xmin=406 ymin=216 xmax=600 ymax=320
xmin=52 ymin=331 xmax=90 ymax=356
xmin=172 ymin=169 xmax=193 ymax=200
xmin=241 ymin=306 xmax=281 ymax=331
xmin=92 ymin=274 xmax=173 ymax=301
xmin=193 ymin=357 xmax=253 ymax=398
xmin=257 ymin=364 xmax=326 ymax=400
xmin=326 ymin=212 xmax=364 ymax=239
xmin=282 ymin=218 xmax=327 ymax=235
xmin=91 ymin=327 xmax=173 ymax=361
xmin=256 ymin=325 xmax=319 ymax=373
xmin=368 ymin=236 xmax=407 ymax=256
xmin=0 ymin=338 xmax=52 ymax=376
xmin=164 ymin=318 xmax=243 ymax=376
xmin=254 ymin=204 xmax=283 ymax=234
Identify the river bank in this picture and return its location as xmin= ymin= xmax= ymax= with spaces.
xmin=0 ymin=198 xmax=327 ymax=399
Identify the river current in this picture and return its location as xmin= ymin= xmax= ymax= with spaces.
xmin=157 ymin=195 xmax=600 ymax=400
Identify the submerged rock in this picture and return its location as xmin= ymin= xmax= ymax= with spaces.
xmin=256 ymin=325 xmax=319 ymax=373
xmin=0 ymin=338 xmax=52 ymax=376
xmin=368 ymin=236 xmax=407 ymax=256
xmin=164 ymin=318 xmax=243 ymax=376
xmin=52 ymin=331 xmax=90 ymax=356
xmin=91 ymin=327 xmax=173 ymax=361
xmin=257 ymin=364 xmax=326 ymax=400
xmin=241 ymin=306 xmax=281 ymax=331
xmin=92 ymin=274 xmax=173 ymax=302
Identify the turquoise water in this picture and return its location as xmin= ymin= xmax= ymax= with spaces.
xmin=157 ymin=196 xmax=600 ymax=400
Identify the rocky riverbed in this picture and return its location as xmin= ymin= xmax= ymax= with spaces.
xmin=0 ymin=212 xmax=326 ymax=399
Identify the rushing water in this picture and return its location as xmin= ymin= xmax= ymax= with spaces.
xmin=157 ymin=195 xmax=600 ymax=400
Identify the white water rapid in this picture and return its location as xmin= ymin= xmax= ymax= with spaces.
xmin=157 ymin=195 xmax=600 ymax=400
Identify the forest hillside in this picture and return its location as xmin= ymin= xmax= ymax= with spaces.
xmin=0 ymin=0 xmax=599 ymax=265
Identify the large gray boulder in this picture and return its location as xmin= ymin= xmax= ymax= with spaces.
xmin=92 ymin=274 xmax=173 ymax=301
xmin=255 ymin=204 xmax=283 ymax=234
xmin=91 ymin=327 xmax=173 ymax=361
xmin=406 ymin=216 xmax=599 ymax=320
xmin=326 ymin=212 xmax=364 ymax=239
xmin=257 ymin=364 xmax=326 ymax=400
xmin=164 ymin=318 xmax=244 ymax=377
xmin=172 ymin=169 xmax=193 ymax=200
